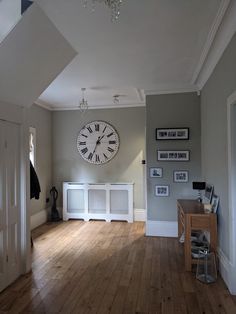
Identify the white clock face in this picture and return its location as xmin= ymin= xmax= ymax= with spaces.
xmin=77 ymin=121 xmax=119 ymax=164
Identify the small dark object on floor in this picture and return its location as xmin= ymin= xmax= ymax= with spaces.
xmin=50 ymin=186 xmax=61 ymax=221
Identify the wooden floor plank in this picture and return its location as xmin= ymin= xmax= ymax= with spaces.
xmin=0 ymin=221 xmax=235 ymax=313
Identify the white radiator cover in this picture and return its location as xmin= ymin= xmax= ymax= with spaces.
xmin=63 ymin=182 xmax=134 ymax=223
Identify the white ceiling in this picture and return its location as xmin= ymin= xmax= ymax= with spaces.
xmin=35 ymin=0 xmax=224 ymax=110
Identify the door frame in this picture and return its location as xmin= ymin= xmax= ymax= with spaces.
xmin=20 ymin=108 xmax=31 ymax=274
xmin=227 ymin=90 xmax=236 ymax=294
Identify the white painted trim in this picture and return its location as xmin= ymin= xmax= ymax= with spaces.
xmin=144 ymin=86 xmax=199 ymax=96
xmin=191 ymin=0 xmax=230 ymax=85
xmin=226 ymin=90 xmax=236 ymax=294
xmin=47 ymin=103 xmax=145 ymax=111
xmin=145 ymin=220 xmax=178 ymax=237
xmin=218 ymin=247 xmax=232 ymax=291
xmin=34 ymin=100 xmax=53 ymax=111
xmin=135 ymin=88 xmax=145 ymax=102
xmin=196 ymin=1 xmax=236 ymax=89
xmin=30 ymin=208 xmax=48 ymax=230
xmin=20 ymin=107 xmax=31 ymax=274
xmin=134 ymin=209 xmax=146 ymax=222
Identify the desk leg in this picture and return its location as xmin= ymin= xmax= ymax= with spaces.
xmin=185 ymin=215 xmax=192 ymax=271
xmin=210 ymin=214 xmax=218 ymax=257
xmin=178 ymin=206 xmax=183 ymax=238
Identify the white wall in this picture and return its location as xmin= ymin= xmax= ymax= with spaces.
xmin=0 ymin=100 xmax=23 ymax=124
xmin=0 ymin=3 xmax=77 ymax=107
xmin=0 ymin=0 xmax=21 ymax=43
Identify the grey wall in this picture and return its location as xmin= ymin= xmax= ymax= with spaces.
xmin=52 ymin=107 xmax=146 ymax=211
xmin=201 ymin=33 xmax=236 ymax=259
xmin=146 ymin=93 xmax=201 ymax=221
xmin=0 ymin=101 xmax=23 ymax=124
xmin=29 ymin=104 xmax=52 ymax=215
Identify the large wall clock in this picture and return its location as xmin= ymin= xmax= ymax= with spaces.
xmin=77 ymin=120 xmax=120 ymax=164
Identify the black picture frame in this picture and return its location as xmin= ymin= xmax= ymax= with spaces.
xmin=157 ymin=150 xmax=190 ymax=161
xmin=211 ymin=194 xmax=219 ymax=213
xmin=156 ymin=128 xmax=189 ymax=140
xmin=155 ymin=185 xmax=169 ymax=197
xmin=204 ymin=184 xmax=214 ymax=203
xmin=149 ymin=167 xmax=163 ymax=178
xmin=173 ymin=170 xmax=189 ymax=183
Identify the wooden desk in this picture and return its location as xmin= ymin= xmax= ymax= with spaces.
xmin=177 ymin=199 xmax=217 ymax=271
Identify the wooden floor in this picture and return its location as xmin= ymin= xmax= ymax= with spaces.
xmin=0 ymin=221 xmax=236 ymax=313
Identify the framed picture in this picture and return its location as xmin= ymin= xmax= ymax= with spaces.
xmin=156 ymin=128 xmax=189 ymax=140
xmin=155 ymin=185 xmax=169 ymax=197
xmin=173 ymin=170 xmax=188 ymax=183
xmin=204 ymin=184 xmax=214 ymax=203
xmin=149 ymin=167 xmax=163 ymax=178
xmin=211 ymin=194 xmax=219 ymax=213
xmin=157 ymin=150 xmax=190 ymax=161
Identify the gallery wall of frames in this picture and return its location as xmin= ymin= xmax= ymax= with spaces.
xmin=150 ymin=125 xmax=219 ymax=212
xmin=151 ymin=127 xmax=190 ymax=197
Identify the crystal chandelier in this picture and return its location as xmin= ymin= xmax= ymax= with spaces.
xmin=78 ymin=88 xmax=88 ymax=113
xmin=82 ymin=0 xmax=123 ymax=21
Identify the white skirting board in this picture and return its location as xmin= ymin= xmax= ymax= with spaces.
xmin=134 ymin=209 xmax=146 ymax=222
xmin=145 ymin=220 xmax=178 ymax=237
xmin=58 ymin=207 xmax=145 ymax=222
xmin=30 ymin=208 xmax=48 ymax=230
xmin=218 ymin=248 xmax=236 ymax=295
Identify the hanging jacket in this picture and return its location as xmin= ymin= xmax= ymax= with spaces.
xmin=30 ymin=161 xmax=41 ymax=199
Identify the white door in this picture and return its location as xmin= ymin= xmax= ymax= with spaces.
xmin=0 ymin=120 xmax=20 ymax=291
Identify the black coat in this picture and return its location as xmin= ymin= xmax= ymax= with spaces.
xmin=30 ymin=161 xmax=41 ymax=199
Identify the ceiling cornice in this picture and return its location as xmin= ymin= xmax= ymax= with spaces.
xmin=51 ymin=103 xmax=145 ymax=111
xmin=34 ymin=100 xmax=53 ymax=111
xmin=135 ymin=88 xmax=145 ymax=102
xmin=191 ymin=0 xmax=230 ymax=85
xmin=144 ymin=85 xmax=199 ymax=96
xmin=35 ymin=100 xmax=145 ymax=111
xmin=193 ymin=0 xmax=236 ymax=89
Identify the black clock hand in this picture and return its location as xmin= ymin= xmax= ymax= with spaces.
xmin=92 ymin=136 xmax=102 ymax=155
xmin=97 ymin=134 xmax=105 ymax=144
xmin=92 ymin=142 xmax=98 ymax=155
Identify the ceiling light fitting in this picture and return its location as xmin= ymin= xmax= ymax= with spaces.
xmin=82 ymin=0 xmax=123 ymax=21
xmin=79 ymin=88 xmax=88 ymax=113
xmin=113 ymin=94 xmax=120 ymax=104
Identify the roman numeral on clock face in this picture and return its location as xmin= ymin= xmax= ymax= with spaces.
xmin=108 ymin=147 xmax=114 ymax=153
xmin=88 ymin=153 xmax=93 ymax=160
xmin=109 ymin=141 xmax=116 ymax=145
xmin=107 ymin=132 xmax=114 ymax=138
xmin=95 ymin=124 xmax=100 ymax=132
xmin=95 ymin=154 xmax=100 ymax=162
xmin=79 ymin=141 xmax=86 ymax=146
xmin=81 ymin=147 xmax=88 ymax=155
xmin=87 ymin=126 xmax=93 ymax=133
